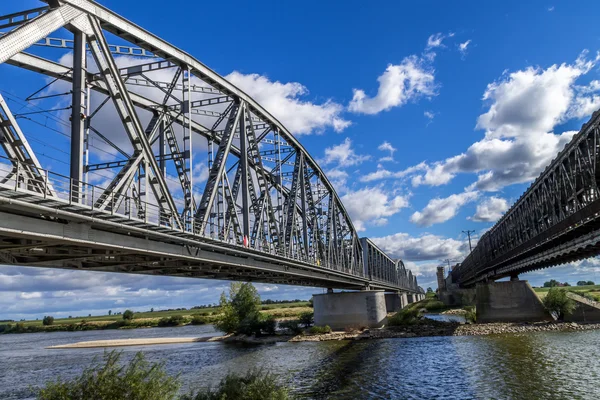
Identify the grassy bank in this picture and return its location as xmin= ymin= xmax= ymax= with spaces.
xmin=0 ymin=302 xmax=311 ymax=334
xmin=533 ymin=285 xmax=600 ymax=301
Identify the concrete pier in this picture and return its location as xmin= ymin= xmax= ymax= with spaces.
xmin=384 ymin=292 xmax=407 ymax=312
xmin=476 ymin=280 xmax=551 ymax=323
xmin=313 ymin=291 xmax=387 ymax=330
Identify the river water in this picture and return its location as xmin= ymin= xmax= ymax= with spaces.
xmin=1 ymin=324 xmax=599 ymax=399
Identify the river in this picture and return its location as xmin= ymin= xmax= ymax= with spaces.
xmin=1 ymin=324 xmax=599 ymax=399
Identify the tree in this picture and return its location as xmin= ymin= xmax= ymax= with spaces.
xmin=543 ymin=279 xmax=560 ymax=288
xmin=108 ymin=310 xmax=112 ymax=316
xmin=150 ymin=308 xmax=154 ymax=312
xmin=587 ymin=281 xmax=595 ymax=286
xmin=214 ymin=282 xmax=264 ymax=335
xmin=427 ymin=287 xmax=434 ymax=294
xmin=543 ymin=288 xmax=576 ymax=320
xmin=42 ymin=316 xmax=54 ymax=326
xmin=123 ymin=310 xmax=134 ymax=321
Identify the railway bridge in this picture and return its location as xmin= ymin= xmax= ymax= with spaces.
xmin=444 ymin=109 xmax=600 ymax=322
xmin=0 ymin=0 xmax=423 ymax=329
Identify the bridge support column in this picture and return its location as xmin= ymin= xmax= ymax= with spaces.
xmin=384 ymin=292 xmax=404 ymax=312
xmin=476 ymin=280 xmax=552 ymax=323
xmin=313 ymin=291 xmax=387 ymax=330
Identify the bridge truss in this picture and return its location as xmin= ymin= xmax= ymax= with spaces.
xmin=453 ymin=110 xmax=600 ymax=287
xmin=0 ymin=1 xmax=420 ymax=293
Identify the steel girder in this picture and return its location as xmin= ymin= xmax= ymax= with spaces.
xmin=454 ymin=110 xmax=600 ymax=287
xmin=0 ymin=1 xmax=419 ymax=292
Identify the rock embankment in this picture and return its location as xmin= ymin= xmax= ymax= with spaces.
xmin=455 ymin=321 xmax=600 ymax=336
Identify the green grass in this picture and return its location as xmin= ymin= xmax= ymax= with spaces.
xmin=533 ymin=285 xmax=600 ymax=301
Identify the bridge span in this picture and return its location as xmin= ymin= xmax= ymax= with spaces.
xmin=452 ymin=109 xmax=600 ymax=288
xmin=0 ymin=0 xmax=422 ymax=316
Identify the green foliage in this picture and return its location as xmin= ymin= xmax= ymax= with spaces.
xmin=424 ymin=301 xmax=446 ymax=311
xmin=259 ymin=315 xmax=277 ymax=335
xmin=308 ymin=297 xmax=314 ymax=308
xmin=214 ymin=283 xmax=263 ymax=335
xmin=37 ymin=351 xmax=180 ymax=400
xmin=308 ymin=325 xmax=331 ymax=335
xmin=158 ymin=315 xmax=187 ymax=327
xmin=190 ymin=314 xmax=207 ymax=325
xmin=426 ymin=287 xmax=433 ymax=293
xmin=463 ymin=306 xmax=476 ymax=323
xmin=42 ymin=316 xmax=54 ymax=326
xmin=543 ymin=288 xmax=576 ymax=320
xmin=122 ymin=310 xmax=134 ymax=321
xmin=279 ymin=320 xmax=303 ymax=335
xmin=387 ymin=308 xmax=420 ymax=326
xmin=543 ymin=280 xmax=560 ymax=288
xmin=181 ymin=369 xmax=290 ymax=400
xmin=577 ymin=280 xmax=595 ymax=286
xmin=298 ymin=312 xmax=314 ymax=327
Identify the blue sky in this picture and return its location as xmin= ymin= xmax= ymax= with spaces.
xmin=2 ymin=0 xmax=600 ymax=320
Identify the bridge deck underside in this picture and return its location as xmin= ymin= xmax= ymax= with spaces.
xmin=0 ymin=187 xmax=407 ymax=292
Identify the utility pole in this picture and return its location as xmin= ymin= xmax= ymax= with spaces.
xmin=462 ymin=230 xmax=475 ymax=252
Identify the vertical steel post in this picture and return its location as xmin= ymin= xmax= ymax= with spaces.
xmin=300 ymin=162 xmax=309 ymax=260
xmin=70 ymin=29 xmax=86 ymax=203
xmin=159 ymin=118 xmax=166 ymax=177
xmin=182 ymin=67 xmax=192 ymax=227
xmin=239 ymin=103 xmax=250 ymax=241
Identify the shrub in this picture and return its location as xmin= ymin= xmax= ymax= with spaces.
xmin=298 ymin=311 xmax=314 ymax=327
xmin=424 ymin=301 xmax=446 ymax=312
xmin=259 ymin=315 xmax=277 ymax=335
xmin=543 ymin=288 xmax=576 ymax=320
xmin=123 ymin=310 xmax=134 ymax=321
xmin=387 ymin=308 xmax=420 ymax=326
xmin=42 ymin=316 xmax=55 ymax=326
xmin=37 ymin=351 xmax=180 ymax=400
xmin=308 ymin=325 xmax=332 ymax=335
xmin=279 ymin=320 xmax=303 ymax=335
xmin=181 ymin=368 xmax=290 ymax=400
xmin=191 ymin=315 xmax=207 ymax=325
xmin=463 ymin=306 xmax=476 ymax=323
xmin=158 ymin=315 xmax=186 ymax=327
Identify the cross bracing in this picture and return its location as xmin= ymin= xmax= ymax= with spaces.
xmin=453 ymin=109 xmax=600 ymax=287
xmin=0 ymin=1 xmax=421 ymax=293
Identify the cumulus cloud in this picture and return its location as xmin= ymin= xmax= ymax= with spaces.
xmin=371 ymin=232 xmax=470 ymax=261
xmin=362 ymin=51 xmax=600 ymax=192
xmin=321 ymin=138 xmax=370 ymax=167
xmin=226 ymin=71 xmax=350 ymax=135
xmin=410 ymin=191 xmax=479 ymax=227
xmin=470 ymin=196 xmax=509 ymax=222
xmin=340 ymin=187 xmax=409 ymax=231
xmin=348 ymin=55 xmax=437 ymax=115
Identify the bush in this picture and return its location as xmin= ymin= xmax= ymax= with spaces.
xmin=298 ymin=311 xmax=314 ymax=327
xmin=190 ymin=315 xmax=207 ymax=325
xmin=123 ymin=310 xmax=134 ymax=321
xmin=424 ymin=301 xmax=446 ymax=312
xmin=37 ymin=351 xmax=180 ymax=400
xmin=42 ymin=316 xmax=55 ymax=326
xmin=308 ymin=325 xmax=331 ymax=335
xmin=158 ymin=315 xmax=186 ymax=327
xmin=181 ymin=369 xmax=290 ymax=400
xmin=279 ymin=320 xmax=303 ymax=335
xmin=387 ymin=308 xmax=420 ymax=326
xmin=214 ymin=283 xmax=262 ymax=335
xmin=259 ymin=315 xmax=276 ymax=335
xmin=463 ymin=306 xmax=476 ymax=323
xmin=543 ymin=288 xmax=576 ymax=320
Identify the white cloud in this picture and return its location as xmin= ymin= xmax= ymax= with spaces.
xmin=322 ymin=138 xmax=370 ymax=167
xmin=341 ymin=187 xmax=409 ymax=231
xmin=424 ymin=110 xmax=435 ymax=120
xmin=458 ymin=39 xmax=472 ymax=57
xmin=377 ymin=141 xmax=396 ymax=162
xmin=426 ymin=33 xmax=446 ymax=49
xmin=410 ymin=191 xmax=479 ymax=227
xmin=359 ymin=162 xmax=427 ymax=183
xmin=372 ymin=232 xmax=470 ymax=261
xmin=387 ymin=51 xmax=600 ymax=192
xmin=226 ymin=71 xmax=351 ymax=135
xmin=470 ymin=196 xmax=509 ymax=222
xmin=348 ymin=55 xmax=437 ymax=115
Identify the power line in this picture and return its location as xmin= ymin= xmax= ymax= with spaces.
xmin=462 ymin=230 xmax=475 ymax=252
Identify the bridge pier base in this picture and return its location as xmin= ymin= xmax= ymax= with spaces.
xmin=384 ymin=292 xmax=408 ymax=312
xmin=476 ymin=280 xmax=552 ymax=323
xmin=313 ymin=291 xmax=387 ymax=330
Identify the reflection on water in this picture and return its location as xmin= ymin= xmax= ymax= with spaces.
xmin=1 ymin=326 xmax=599 ymax=399
xmin=423 ymin=313 xmax=466 ymax=323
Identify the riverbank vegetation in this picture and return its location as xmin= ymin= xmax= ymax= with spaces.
xmin=0 ymin=296 xmax=311 ymax=334
xmin=534 ymin=283 xmax=600 ymax=301
xmin=37 ymin=351 xmax=291 ymax=400
xmin=542 ymin=288 xmax=576 ymax=320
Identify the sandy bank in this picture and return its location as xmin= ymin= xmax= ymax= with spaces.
xmin=47 ymin=335 xmax=230 ymax=349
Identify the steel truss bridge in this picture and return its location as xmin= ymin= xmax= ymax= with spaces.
xmin=0 ymin=1 xmax=421 ymax=293
xmin=453 ymin=110 xmax=600 ymax=287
